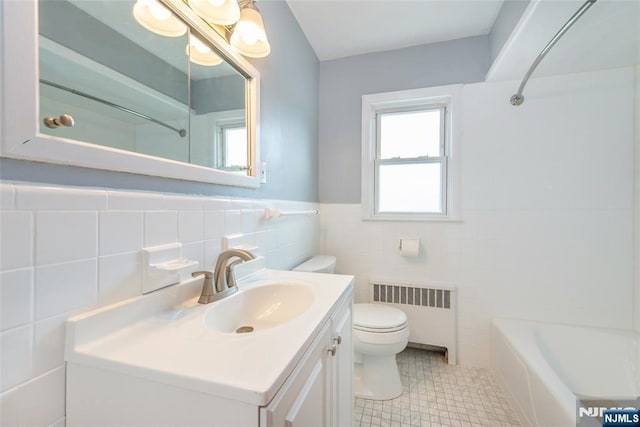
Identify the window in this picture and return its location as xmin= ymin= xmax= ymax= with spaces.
xmin=362 ymin=86 xmax=461 ymax=220
xmin=220 ymin=123 xmax=248 ymax=172
xmin=376 ymin=107 xmax=446 ymax=214
xmin=209 ymin=109 xmax=248 ymax=174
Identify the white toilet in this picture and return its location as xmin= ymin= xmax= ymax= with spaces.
xmin=293 ymin=256 xmax=410 ymax=400
xmin=352 ymin=303 xmax=409 ymax=400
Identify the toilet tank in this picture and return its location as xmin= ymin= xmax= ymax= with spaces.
xmin=293 ymin=256 xmax=336 ymax=274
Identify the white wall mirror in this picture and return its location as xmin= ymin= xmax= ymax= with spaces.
xmin=1 ymin=0 xmax=260 ymax=188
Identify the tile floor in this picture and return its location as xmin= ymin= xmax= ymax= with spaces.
xmin=353 ymin=347 xmax=521 ymax=427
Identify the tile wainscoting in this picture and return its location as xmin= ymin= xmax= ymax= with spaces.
xmin=320 ymin=201 xmax=633 ymax=368
xmin=0 ymin=182 xmax=320 ymax=427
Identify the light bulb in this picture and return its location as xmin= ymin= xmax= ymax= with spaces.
xmin=230 ymin=5 xmax=270 ymax=58
xmin=186 ymin=34 xmax=223 ymax=66
xmin=188 ymin=0 xmax=240 ymax=25
xmin=146 ymin=0 xmax=171 ymax=20
xmin=189 ymin=34 xmax=211 ymax=54
xmin=238 ymin=23 xmax=259 ymax=45
xmin=133 ymin=0 xmax=187 ymax=37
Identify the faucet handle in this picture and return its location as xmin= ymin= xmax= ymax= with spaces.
xmin=192 ymin=270 xmax=216 ymax=304
xmin=225 ymin=259 xmax=245 ymax=289
xmin=192 ymin=270 xmax=214 ymax=279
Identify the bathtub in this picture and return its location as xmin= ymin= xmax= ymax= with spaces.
xmin=491 ymin=318 xmax=640 ymax=427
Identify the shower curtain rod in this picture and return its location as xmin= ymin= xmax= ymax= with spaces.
xmin=510 ymin=0 xmax=598 ymax=106
xmin=40 ymin=79 xmax=187 ymax=137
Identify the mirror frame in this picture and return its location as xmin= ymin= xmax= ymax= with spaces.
xmin=1 ymin=0 xmax=261 ymax=188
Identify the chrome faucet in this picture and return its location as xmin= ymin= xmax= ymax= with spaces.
xmin=192 ymin=249 xmax=255 ymax=304
xmin=191 ymin=270 xmax=216 ymax=304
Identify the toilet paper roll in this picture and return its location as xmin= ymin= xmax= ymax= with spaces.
xmin=399 ymin=238 xmax=420 ymax=257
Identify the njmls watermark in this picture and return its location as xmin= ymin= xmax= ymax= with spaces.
xmin=577 ymin=398 xmax=640 ymax=427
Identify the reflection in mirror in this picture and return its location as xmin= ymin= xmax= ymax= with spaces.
xmin=38 ymin=0 xmax=250 ymax=175
xmin=188 ymin=36 xmax=248 ymax=174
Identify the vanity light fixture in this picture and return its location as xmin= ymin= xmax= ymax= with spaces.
xmin=229 ymin=0 xmax=271 ymax=58
xmin=186 ymin=33 xmax=224 ymax=66
xmin=133 ymin=0 xmax=271 ymax=59
xmin=133 ymin=0 xmax=187 ymax=37
xmin=188 ymin=0 xmax=240 ymax=26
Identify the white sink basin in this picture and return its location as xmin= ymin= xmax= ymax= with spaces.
xmin=203 ymin=282 xmax=314 ymax=334
xmin=65 ymin=266 xmax=353 ymax=405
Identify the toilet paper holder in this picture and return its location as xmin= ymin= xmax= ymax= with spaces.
xmin=398 ymin=238 xmax=420 ymax=257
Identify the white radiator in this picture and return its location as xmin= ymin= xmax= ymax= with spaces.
xmin=370 ymin=279 xmax=457 ymax=365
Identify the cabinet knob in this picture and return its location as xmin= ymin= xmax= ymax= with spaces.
xmin=328 ymin=344 xmax=337 ymax=356
xmin=333 ymin=335 xmax=342 ymax=345
xmin=44 ymin=114 xmax=75 ymax=129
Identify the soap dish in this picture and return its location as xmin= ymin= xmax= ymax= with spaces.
xmin=142 ymin=243 xmax=199 ymax=294
xmin=151 ymin=257 xmax=199 ymax=274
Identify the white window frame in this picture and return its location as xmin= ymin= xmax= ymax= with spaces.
xmin=361 ymin=85 xmax=462 ymax=221
xmin=209 ymin=109 xmax=246 ymax=171
xmin=218 ymin=121 xmax=247 ymax=172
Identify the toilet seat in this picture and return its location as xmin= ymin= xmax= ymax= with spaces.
xmin=353 ymin=303 xmax=409 ymax=345
xmin=353 ymin=303 xmax=407 ymax=331
xmin=354 ymin=323 xmax=407 ymax=333
xmin=354 ymin=327 xmax=409 ymax=346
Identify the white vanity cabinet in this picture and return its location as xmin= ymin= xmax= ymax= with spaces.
xmin=260 ymin=322 xmax=332 ymax=426
xmin=330 ymin=298 xmax=353 ymax=427
xmin=260 ymin=297 xmax=352 ymax=427
xmin=65 ymin=270 xmax=354 ymax=427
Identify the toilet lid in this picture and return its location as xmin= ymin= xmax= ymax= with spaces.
xmin=293 ymin=256 xmax=336 ymax=272
xmin=353 ymin=304 xmax=407 ymax=332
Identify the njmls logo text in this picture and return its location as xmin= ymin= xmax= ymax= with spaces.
xmin=579 ymin=408 xmax=640 ymax=427
xmin=579 ymin=407 xmax=637 ymax=418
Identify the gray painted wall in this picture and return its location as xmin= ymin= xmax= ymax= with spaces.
xmin=191 ymin=75 xmax=245 ymax=114
xmin=1 ymin=1 xmax=319 ymax=202
xmin=489 ymin=0 xmax=530 ymax=63
xmin=318 ymin=36 xmax=491 ymax=203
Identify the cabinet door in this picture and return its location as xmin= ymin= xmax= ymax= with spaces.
xmin=283 ymin=360 xmax=325 ymax=427
xmin=261 ymin=323 xmax=331 ymax=427
xmin=331 ymin=302 xmax=353 ymax=427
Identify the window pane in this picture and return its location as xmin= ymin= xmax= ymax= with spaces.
xmin=379 ymin=109 xmax=441 ymax=159
xmin=377 ymin=163 xmax=442 ymax=213
xmin=224 ymin=127 xmax=247 ymax=167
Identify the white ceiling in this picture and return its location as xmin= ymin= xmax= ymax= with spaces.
xmin=285 ymin=0 xmax=505 ymax=61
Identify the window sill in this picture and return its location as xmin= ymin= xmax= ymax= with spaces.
xmin=362 ymin=215 xmax=463 ymax=223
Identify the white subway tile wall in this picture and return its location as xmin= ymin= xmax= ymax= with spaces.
xmin=35 ymin=211 xmax=98 ymax=265
xmin=0 ymin=269 xmax=32 ymax=331
xmin=98 ymin=211 xmax=143 ymax=255
xmin=0 ymin=212 xmax=33 ymax=271
xmin=322 ymin=69 xmax=636 ymax=368
xmin=0 ymin=182 xmax=320 ymax=427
